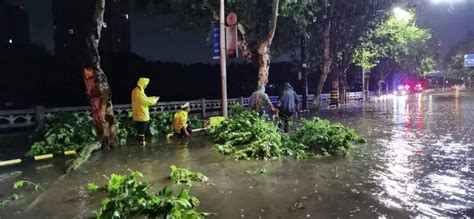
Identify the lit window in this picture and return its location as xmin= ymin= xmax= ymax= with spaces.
xmin=9 ymin=39 xmax=13 ymax=44
xmin=68 ymin=29 xmax=74 ymax=35
xmin=124 ymin=14 xmax=128 ymax=19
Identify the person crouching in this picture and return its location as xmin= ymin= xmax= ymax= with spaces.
xmin=173 ymin=102 xmax=192 ymax=137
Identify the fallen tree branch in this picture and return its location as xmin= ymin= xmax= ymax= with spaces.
xmin=66 ymin=142 xmax=101 ymax=173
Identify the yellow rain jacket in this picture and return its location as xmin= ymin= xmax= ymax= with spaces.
xmin=132 ymin=78 xmax=158 ymax=122
xmin=173 ymin=110 xmax=189 ymax=133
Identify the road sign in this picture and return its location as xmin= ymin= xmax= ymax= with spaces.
xmin=226 ymin=12 xmax=237 ymax=26
xmin=464 ymin=54 xmax=474 ymax=68
xmin=211 ymin=21 xmax=220 ymax=60
xmin=226 ymin=25 xmax=238 ymax=58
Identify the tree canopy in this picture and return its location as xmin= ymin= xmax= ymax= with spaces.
xmin=354 ymin=9 xmax=436 ymax=75
xmin=445 ymin=33 xmax=474 ymax=79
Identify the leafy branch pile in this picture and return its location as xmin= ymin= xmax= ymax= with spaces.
xmin=149 ymin=112 xmax=204 ymax=136
xmin=290 ymin=118 xmax=366 ymax=157
xmin=28 ymin=112 xmax=204 ymax=156
xmin=208 ymin=106 xmax=365 ymax=160
xmin=149 ymin=112 xmax=174 ymax=136
xmin=208 ymin=106 xmax=300 ymax=160
xmin=89 ymin=171 xmax=208 ymax=219
xmin=117 ymin=116 xmax=137 ymax=145
xmin=28 ymin=113 xmax=96 ymax=156
xmin=170 ymin=165 xmax=207 ymax=186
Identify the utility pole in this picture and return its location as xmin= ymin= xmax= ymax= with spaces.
xmin=219 ymin=0 xmax=228 ymax=117
xmin=362 ymin=68 xmax=366 ymax=101
xmin=300 ymin=35 xmax=308 ymax=111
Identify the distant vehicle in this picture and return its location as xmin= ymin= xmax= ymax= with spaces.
xmin=394 ymin=82 xmax=423 ymax=96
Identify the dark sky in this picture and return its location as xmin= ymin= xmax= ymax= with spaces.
xmin=6 ymin=0 xmax=474 ymax=66
xmin=417 ymin=1 xmax=474 ymax=69
xmin=7 ymin=0 xmax=213 ymax=64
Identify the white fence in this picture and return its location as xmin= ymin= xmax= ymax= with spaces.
xmin=0 ymin=92 xmax=367 ymax=129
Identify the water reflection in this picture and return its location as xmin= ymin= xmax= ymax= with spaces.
xmin=372 ymin=93 xmax=473 ymax=216
xmin=1 ymin=93 xmax=473 ymax=218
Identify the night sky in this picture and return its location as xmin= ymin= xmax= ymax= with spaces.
xmin=6 ymin=0 xmax=474 ymax=66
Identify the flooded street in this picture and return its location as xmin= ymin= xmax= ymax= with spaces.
xmin=1 ymin=92 xmax=473 ymax=218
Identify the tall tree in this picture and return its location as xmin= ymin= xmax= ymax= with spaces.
xmin=83 ymin=0 xmax=119 ymax=149
xmin=155 ymin=0 xmax=281 ymax=87
xmin=304 ymin=0 xmax=395 ymax=107
xmin=329 ymin=1 xmax=392 ymax=103
xmin=354 ymin=9 xmax=436 ymax=93
xmin=445 ymin=33 xmax=474 ymax=90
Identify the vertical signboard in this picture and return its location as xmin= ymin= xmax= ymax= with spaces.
xmin=226 ymin=12 xmax=238 ymax=58
xmin=226 ymin=25 xmax=238 ymax=58
xmin=465 ymin=54 xmax=474 ymax=68
xmin=211 ymin=21 xmax=220 ymax=60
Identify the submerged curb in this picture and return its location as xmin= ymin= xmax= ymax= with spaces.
xmin=0 ymin=150 xmax=77 ymax=167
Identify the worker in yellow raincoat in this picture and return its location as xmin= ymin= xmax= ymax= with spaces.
xmin=173 ymin=102 xmax=192 ymax=137
xmin=132 ymin=77 xmax=159 ymax=145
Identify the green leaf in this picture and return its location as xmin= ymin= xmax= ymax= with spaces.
xmin=87 ymin=183 xmax=99 ymax=192
xmin=13 ymin=180 xmax=25 ymax=189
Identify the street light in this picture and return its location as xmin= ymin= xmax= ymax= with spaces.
xmin=430 ymin=0 xmax=464 ymax=3
xmin=393 ymin=7 xmax=410 ymax=23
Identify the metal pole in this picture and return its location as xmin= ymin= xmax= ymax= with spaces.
xmin=300 ymin=35 xmax=308 ymax=111
xmin=220 ymin=0 xmax=228 ymax=117
xmin=362 ymin=68 xmax=366 ymax=101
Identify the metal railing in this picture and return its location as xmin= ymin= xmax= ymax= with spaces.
xmin=0 ymin=92 xmax=367 ymax=129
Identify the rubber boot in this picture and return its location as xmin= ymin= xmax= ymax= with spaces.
xmin=138 ymin=135 xmax=146 ymax=146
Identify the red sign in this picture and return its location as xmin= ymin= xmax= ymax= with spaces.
xmin=226 ymin=25 xmax=238 ymax=58
xmin=226 ymin=12 xmax=237 ymax=26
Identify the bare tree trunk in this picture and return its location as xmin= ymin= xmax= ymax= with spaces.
xmin=312 ymin=3 xmax=334 ymax=108
xmin=330 ymin=71 xmax=339 ymax=105
xmin=339 ymin=67 xmax=348 ymax=104
xmin=257 ymin=47 xmax=271 ymax=86
xmin=470 ymin=75 xmax=472 ymax=91
xmin=83 ymin=0 xmax=119 ymax=149
xmin=256 ymin=0 xmax=280 ymax=86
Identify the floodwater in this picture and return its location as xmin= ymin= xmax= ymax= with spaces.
xmin=0 ymin=92 xmax=473 ymax=218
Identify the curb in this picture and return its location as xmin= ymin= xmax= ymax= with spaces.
xmin=0 ymin=150 xmax=77 ymax=167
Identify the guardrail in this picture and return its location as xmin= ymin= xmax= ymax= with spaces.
xmin=0 ymin=92 xmax=368 ymax=129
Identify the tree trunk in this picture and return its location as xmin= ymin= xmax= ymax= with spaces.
xmin=257 ymin=47 xmax=271 ymax=86
xmin=83 ymin=0 xmax=119 ymax=149
xmin=339 ymin=68 xmax=347 ymax=104
xmin=330 ymin=72 xmax=339 ymax=106
xmin=312 ymin=3 xmax=334 ymax=108
xmin=256 ymin=0 xmax=280 ymax=86
xmin=377 ymin=80 xmax=383 ymax=96
xmin=469 ymin=75 xmax=472 ymax=91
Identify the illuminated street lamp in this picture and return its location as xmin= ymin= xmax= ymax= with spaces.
xmin=393 ymin=7 xmax=410 ymax=22
xmin=430 ymin=0 xmax=464 ymax=3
